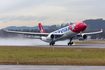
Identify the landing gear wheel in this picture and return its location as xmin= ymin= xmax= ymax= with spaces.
xmin=50 ymin=42 xmax=55 ymax=46
xmin=68 ymin=37 xmax=74 ymax=46
xmin=68 ymin=42 xmax=73 ymax=46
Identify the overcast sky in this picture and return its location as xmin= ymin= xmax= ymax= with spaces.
xmin=0 ymin=0 xmax=105 ymax=29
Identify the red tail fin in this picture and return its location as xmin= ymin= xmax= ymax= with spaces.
xmin=38 ymin=23 xmax=46 ymax=33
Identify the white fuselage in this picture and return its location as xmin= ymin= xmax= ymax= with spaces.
xmin=41 ymin=26 xmax=78 ymax=43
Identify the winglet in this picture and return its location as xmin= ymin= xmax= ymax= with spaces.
xmin=101 ymin=29 xmax=103 ymax=32
xmin=38 ymin=23 xmax=46 ymax=33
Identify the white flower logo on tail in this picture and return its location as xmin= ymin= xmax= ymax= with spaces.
xmin=40 ymin=28 xmax=43 ymax=33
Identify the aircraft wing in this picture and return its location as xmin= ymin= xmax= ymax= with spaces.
xmin=78 ymin=29 xmax=103 ymax=35
xmin=4 ymin=30 xmax=63 ymax=37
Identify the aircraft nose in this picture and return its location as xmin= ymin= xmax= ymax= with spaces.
xmin=70 ymin=22 xmax=87 ymax=33
xmin=79 ymin=23 xmax=87 ymax=31
xmin=83 ymin=24 xmax=87 ymax=29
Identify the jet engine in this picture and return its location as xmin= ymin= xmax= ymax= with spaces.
xmin=77 ymin=34 xmax=87 ymax=40
xmin=46 ymin=34 xmax=54 ymax=40
xmin=40 ymin=34 xmax=55 ymax=42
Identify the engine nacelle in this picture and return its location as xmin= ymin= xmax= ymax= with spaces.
xmin=46 ymin=34 xmax=54 ymax=40
xmin=77 ymin=34 xmax=87 ymax=40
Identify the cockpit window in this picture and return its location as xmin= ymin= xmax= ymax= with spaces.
xmin=80 ymin=23 xmax=84 ymax=25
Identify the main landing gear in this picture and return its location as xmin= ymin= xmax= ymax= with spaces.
xmin=50 ymin=41 xmax=55 ymax=46
xmin=68 ymin=38 xmax=73 ymax=46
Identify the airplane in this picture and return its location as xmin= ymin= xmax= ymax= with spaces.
xmin=4 ymin=22 xmax=103 ymax=46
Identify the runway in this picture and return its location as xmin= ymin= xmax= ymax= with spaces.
xmin=0 ymin=65 xmax=105 ymax=70
xmin=0 ymin=38 xmax=105 ymax=48
xmin=16 ymin=44 xmax=105 ymax=48
xmin=37 ymin=44 xmax=105 ymax=48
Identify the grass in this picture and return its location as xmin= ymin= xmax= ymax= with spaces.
xmin=0 ymin=46 xmax=105 ymax=65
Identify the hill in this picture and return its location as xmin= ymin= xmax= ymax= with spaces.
xmin=4 ymin=26 xmax=49 ymax=30
xmin=3 ymin=18 xmax=105 ymax=30
xmin=83 ymin=18 xmax=105 ymax=30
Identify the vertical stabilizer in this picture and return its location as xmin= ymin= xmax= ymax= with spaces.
xmin=38 ymin=23 xmax=46 ymax=33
